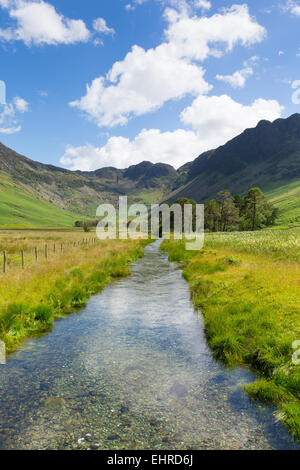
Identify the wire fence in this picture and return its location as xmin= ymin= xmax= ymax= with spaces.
xmin=1 ymin=237 xmax=98 ymax=274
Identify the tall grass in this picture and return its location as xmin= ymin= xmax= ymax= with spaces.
xmin=0 ymin=233 xmax=147 ymax=353
xmin=0 ymin=231 xmax=98 ymax=271
xmin=204 ymin=230 xmax=300 ymax=262
xmin=162 ymin=230 xmax=300 ymax=441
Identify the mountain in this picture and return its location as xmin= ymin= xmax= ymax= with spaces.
xmin=169 ymin=114 xmax=300 ymax=203
xmin=0 ymin=143 xmax=177 ymax=227
xmin=0 ymin=113 xmax=299 ymax=228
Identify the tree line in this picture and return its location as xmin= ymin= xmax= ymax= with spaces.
xmin=176 ymin=187 xmax=278 ymax=232
xmin=75 ymin=187 xmax=278 ymax=233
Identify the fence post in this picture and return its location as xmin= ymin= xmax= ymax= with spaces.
xmin=45 ymin=244 xmax=48 ymax=260
xmin=35 ymin=247 xmax=38 ymax=262
xmin=3 ymin=251 xmax=6 ymax=274
xmin=53 ymin=243 xmax=56 ymax=254
xmin=21 ymin=250 xmax=24 ymax=269
xmin=61 ymin=243 xmax=63 ymax=253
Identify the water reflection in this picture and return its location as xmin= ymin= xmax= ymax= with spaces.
xmin=0 ymin=242 xmax=298 ymax=450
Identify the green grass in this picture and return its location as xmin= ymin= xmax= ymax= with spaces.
xmin=129 ymin=189 xmax=164 ymax=206
xmin=161 ymin=232 xmax=300 ymax=442
xmin=0 ymin=236 xmax=147 ymax=354
xmin=203 ymin=230 xmax=300 ymax=262
xmin=0 ymin=175 xmax=78 ymax=228
xmin=265 ymin=179 xmax=300 ymax=228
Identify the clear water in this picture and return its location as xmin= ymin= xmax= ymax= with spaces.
xmin=0 ymin=242 xmax=298 ymax=450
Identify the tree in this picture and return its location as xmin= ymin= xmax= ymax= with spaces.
xmin=218 ymin=190 xmax=231 ymax=231
xmin=205 ymin=199 xmax=221 ymax=232
xmin=265 ymin=207 xmax=279 ymax=227
xmin=222 ymin=197 xmax=239 ymax=231
xmin=176 ymin=197 xmax=197 ymax=232
xmin=233 ymin=194 xmax=244 ymax=213
xmin=243 ymin=188 xmax=272 ymax=231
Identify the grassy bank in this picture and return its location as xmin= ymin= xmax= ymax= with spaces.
xmin=0 ymin=233 xmax=147 ymax=354
xmin=161 ymin=231 xmax=300 ymax=441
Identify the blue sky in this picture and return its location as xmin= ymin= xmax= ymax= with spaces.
xmin=0 ymin=0 xmax=299 ymax=170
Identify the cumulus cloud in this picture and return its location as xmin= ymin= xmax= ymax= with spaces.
xmin=180 ymin=94 xmax=283 ymax=150
xmin=70 ymin=4 xmax=266 ymax=128
xmin=60 ymin=129 xmax=201 ymax=170
xmin=0 ymin=95 xmax=29 ymax=133
xmin=61 ymin=94 xmax=283 ymax=171
xmin=284 ymin=1 xmax=300 ymax=16
xmin=0 ymin=0 xmax=114 ymax=46
xmin=93 ymin=18 xmax=115 ymax=35
xmin=70 ymin=52 xmax=211 ymax=127
xmin=216 ymin=67 xmax=253 ymax=88
xmin=0 ymin=0 xmax=90 ymax=45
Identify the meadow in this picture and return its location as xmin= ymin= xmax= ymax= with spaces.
xmin=0 ymin=230 xmax=147 ymax=354
xmin=161 ymin=230 xmax=300 ymax=441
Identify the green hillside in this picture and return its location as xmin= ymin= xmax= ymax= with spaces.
xmin=265 ymin=179 xmax=300 ymax=228
xmin=0 ymin=175 xmax=78 ymax=228
xmin=1 ymin=114 xmax=300 ymax=229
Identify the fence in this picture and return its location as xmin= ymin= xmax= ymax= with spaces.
xmin=1 ymin=237 xmax=98 ymax=274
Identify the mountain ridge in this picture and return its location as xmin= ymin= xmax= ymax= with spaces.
xmin=0 ymin=113 xmax=300 ymax=227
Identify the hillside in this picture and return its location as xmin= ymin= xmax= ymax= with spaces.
xmin=265 ymin=179 xmax=300 ymax=228
xmin=0 ymin=173 xmax=78 ymax=228
xmin=0 ymin=113 xmax=300 ymax=228
xmin=0 ymin=143 xmax=177 ymax=227
xmin=170 ymin=114 xmax=300 ymax=204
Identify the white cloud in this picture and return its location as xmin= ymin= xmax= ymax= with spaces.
xmin=164 ymin=5 xmax=266 ymax=60
xmin=93 ymin=18 xmax=115 ymax=35
xmin=0 ymin=95 xmax=29 ymax=133
xmin=194 ymin=0 xmax=211 ymax=11
xmin=70 ymin=50 xmax=211 ymax=127
xmin=216 ymin=67 xmax=253 ymax=88
xmin=216 ymin=55 xmax=259 ymax=88
xmin=284 ymin=1 xmax=300 ymax=16
xmin=60 ymin=129 xmax=201 ymax=170
xmin=0 ymin=125 xmax=21 ymax=134
xmin=0 ymin=0 xmax=90 ymax=45
xmin=13 ymin=96 xmax=29 ymax=112
xmin=180 ymin=94 xmax=283 ymax=150
xmin=71 ymin=4 xmax=266 ymax=128
xmin=62 ymin=94 xmax=283 ymax=171
xmin=0 ymin=0 xmax=114 ymax=46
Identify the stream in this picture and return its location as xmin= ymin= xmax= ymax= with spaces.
xmin=0 ymin=241 xmax=298 ymax=450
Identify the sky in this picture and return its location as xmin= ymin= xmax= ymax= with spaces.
xmin=0 ymin=0 xmax=299 ymax=170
